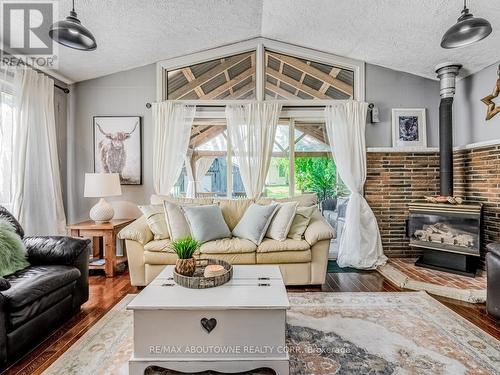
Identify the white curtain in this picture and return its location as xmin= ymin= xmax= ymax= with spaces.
xmin=226 ymin=102 xmax=281 ymax=199
xmin=325 ymin=101 xmax=387 ymax=269
xmin=152 ymin=102 xmax=196 ymax=195
xmin=0 ymin=66 xmax=15 ymax=210
xmin=186 ymin=156 xmax=216 ymax=198
xmin=185 ymin=155 xmax=195 ymax=198
xmin=11 ymin=68 xmax=66 ymax=235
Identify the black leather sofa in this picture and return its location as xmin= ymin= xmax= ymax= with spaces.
xmin=486 ymin=243 xmax=500 ymax=320
xmin=0 ymin=208 xmax=90 ymax=367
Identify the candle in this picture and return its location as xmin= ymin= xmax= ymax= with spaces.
xmin=204 ymin=264 xmax=225 ymax=277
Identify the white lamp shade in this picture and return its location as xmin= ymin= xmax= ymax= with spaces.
xmin=84 ymin=173 xmax=122 ymax=197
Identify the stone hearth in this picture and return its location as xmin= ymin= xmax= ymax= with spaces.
xmin=377 ymin=258 xmax=486 ymax=303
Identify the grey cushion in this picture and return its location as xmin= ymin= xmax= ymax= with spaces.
xmin=233 ymin=203 xmax=279 ymax=245
xmin=181 ymin=205 xmax=231 ymax=244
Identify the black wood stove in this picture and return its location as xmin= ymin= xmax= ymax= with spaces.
xmin=406 ymin=63 xmax=482 ymax=277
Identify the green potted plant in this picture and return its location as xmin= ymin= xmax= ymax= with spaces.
xmin=171 ymin=236 xmax=200 ymax=276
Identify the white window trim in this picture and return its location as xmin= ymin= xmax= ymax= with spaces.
xmin=156 ymin=37 xmax=365 ymax=103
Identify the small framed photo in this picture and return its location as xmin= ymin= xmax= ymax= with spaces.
xmin=93 ymin=116 xmax=142 ymax=185
xmin=391 ymin=108 xmax=427 ymax=149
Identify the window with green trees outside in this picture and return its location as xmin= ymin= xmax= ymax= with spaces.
xmin=263 ymin=121 xmax=349 ymax=201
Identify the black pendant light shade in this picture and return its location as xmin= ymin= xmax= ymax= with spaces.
xmin=49 ymin=0 xmax=96 ymax=51
xmin=441 ymin=0 xmax=492 ymax=49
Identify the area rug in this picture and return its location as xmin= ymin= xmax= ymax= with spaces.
xmin=43 ymin=292 xmax=500 ymax=375
xmin=377 ymin=258 xmax=486 ymax=303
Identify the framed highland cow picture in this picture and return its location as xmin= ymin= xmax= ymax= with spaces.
xmin=391 ymin=108 xmax=427 ymax=150
xmin=93 ymin=116 xmax=142 ymax=185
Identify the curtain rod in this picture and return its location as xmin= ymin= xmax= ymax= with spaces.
xmin=145 ymin=99 xmax=372 ymax=109
xmin=55 ymin=84 xmax=70 ymax=93
xmin=145 ymin=99 xmax=367 ymax=109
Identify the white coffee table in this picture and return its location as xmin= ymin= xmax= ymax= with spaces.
xmin=127 ymin=265 xmax=290 ymax=374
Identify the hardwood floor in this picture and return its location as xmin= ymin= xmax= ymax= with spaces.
xmin=2 ymin=269 xmax=499 ymax=374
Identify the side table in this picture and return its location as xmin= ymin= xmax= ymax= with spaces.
xmin=67 ymin=219 xmax=134 ymax=277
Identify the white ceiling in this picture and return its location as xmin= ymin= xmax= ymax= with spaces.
xmin=51 ymin=0 xmax=500 ymax=83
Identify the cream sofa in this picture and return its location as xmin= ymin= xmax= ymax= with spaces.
xmin=119 ymin=194 xmax=335 ymax=286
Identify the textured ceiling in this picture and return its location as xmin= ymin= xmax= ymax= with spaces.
xmin=50 ymin=0 xmax=500 ymax=83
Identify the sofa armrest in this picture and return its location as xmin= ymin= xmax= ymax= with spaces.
xmin=0 ymin=294 xmax=6 ymax=366
xmin=304 ymin=211 xmax=335 ymax=247
xmin=0 ymin=278 xmax=9 ymax=291
xmin=487 ymin=243 xmax=500 ymax=258
xmin=118 ymin=216 xmax=153 ymax=245
xmin=24 ymin=236 xmax=91 ymax=266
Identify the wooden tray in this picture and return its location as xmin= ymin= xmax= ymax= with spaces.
xmin=173 ymin=259 xmax=233 ymax=289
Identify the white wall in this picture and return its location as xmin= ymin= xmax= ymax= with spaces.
xmin=455 ymin=61 xmax=500 ymax=145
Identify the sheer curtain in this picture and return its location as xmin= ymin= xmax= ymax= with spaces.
xmin=0 ymin=66 xmax=15 ymax=210
xmin=11 ymin=68 xmax=66 ymax=235
xmin=325 ymin=101 xmax=387 ymax=269
xmin=186 ymin=156 xmax=216 ymax=198
xmin=152 ymin=102 xmax=196 ymax=195
xmin=226 ymin=102 xmax=281 ymax=199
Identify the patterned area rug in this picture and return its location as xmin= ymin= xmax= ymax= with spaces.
xmin=43 ymin=292 xmax=500 ymax=375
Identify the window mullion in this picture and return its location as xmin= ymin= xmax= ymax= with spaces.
xmin=289 ymin=118 xmax=295 ymax=196
xmin=256 ymin=43 xmax=265 ymax=101
xmin=226 ymin=126 xmax=233 ymax=198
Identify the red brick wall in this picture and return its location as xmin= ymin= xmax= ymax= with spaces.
xmin=365 ymin=146 xmax=500 ymax=268
xmin=454 ymin=145 xmax=500 ymax=268
xmin=365 ymin=152 xmax=439 ymax=258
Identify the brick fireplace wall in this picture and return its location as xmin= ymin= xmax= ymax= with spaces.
xmin=365 ymin=145 xmax=500 ymax=268
xmin=454 ymin=144 xmax=500 ymax=268
xmin=365 ymin=152 xmax=439 ymax=258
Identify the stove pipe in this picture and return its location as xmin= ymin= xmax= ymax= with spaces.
xmin=435 ymin=63 xmax=462 ymax=197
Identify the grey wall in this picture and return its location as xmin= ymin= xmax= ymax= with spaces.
xmin=67 ymin=64 xmax=156 ymax=223
xmin=365 ymin=63 xmax=441 ymax=148
xmin=455 ymin=61 xmax=500 ymax=145
xmin=66 ymin=62 xmax=445 ymax=221
xmin=54 ymin=87 xmax=68 ymax=211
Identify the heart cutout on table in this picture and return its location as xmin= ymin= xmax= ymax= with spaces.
xmin=201 ymin=318 xmax=217 ymax=333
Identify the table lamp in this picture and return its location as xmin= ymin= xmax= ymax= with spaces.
xmin=84 ymin=173 xmax=122 ymax=223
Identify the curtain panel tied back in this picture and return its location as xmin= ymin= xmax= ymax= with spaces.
xmin=152 ymin=102 xmax=196 ymax=195
xmin=226 ymin=102 xmax=282 ymax=199
xmin=186 ymin=156 xmax=216 ymax=198
xmin=325 ymin=101 xmax=387 ymax=269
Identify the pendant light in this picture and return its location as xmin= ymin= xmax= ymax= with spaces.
xmin=441 ymin=0 xmax=492 ymax=49
xmin=49 ymin=0 xmax=97 ymax=51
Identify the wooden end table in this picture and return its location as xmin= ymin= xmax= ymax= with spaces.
xmin=67 ymin=219 xmax=134 ymax=277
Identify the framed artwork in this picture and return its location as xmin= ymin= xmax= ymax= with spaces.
xmin=93 ymin=116 xmax=142 ymax=185
xmin=391 ymin=108 xmax=427 ymax=149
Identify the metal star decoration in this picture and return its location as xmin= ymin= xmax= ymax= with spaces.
xmin=481 ymin=70 xmax=500 ymax=121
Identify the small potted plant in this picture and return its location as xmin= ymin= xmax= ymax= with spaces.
xmin=171 ymin=236 xmax=200 ymax=277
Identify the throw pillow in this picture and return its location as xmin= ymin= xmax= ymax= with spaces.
xmin=287 ymin=206 xmax=316 ymax=240
xmin=0 ymin=277 xmax=10 ymax=291
xmin=0 ymin=205 xmax=24 ymax=238
xmin=181 ymin=205 xmax=231 ymax=244
xmin=232 ymin=203 xmax=279 ymax=245
xmin=266 ymin=201 xmax=298 ymax=241
xmin=163 ymin=201 xmax=191 ymax=241
xmin=139 ymin=204 xmax=170 ymax=240
xmin=0 ymin=218 xmax=29 ymax=277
